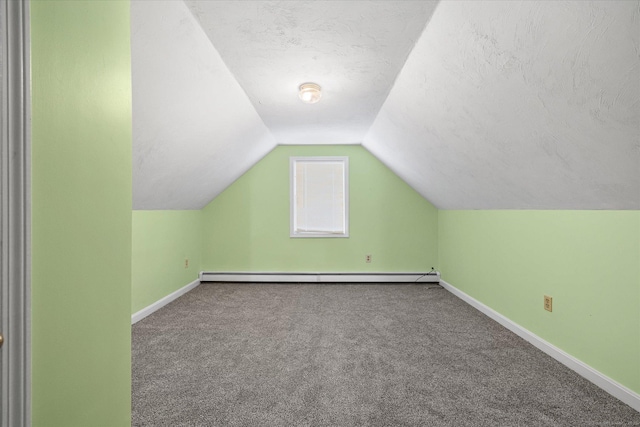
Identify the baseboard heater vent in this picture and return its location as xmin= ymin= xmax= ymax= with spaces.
xmin=199 ymin=271 xmax=440 ymax=283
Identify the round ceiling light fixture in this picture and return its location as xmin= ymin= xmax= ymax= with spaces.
xmin=298 ymin=82 xmax=322 ymax=104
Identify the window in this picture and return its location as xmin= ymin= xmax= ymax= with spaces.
xmin=290 ymin=157 xmax=349 ymax=238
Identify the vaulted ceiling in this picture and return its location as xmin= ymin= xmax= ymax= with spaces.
xmin=132 ymin=0 xmax=640 ymax=210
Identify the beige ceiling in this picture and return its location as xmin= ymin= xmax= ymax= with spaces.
xmin=132 ymin=0 xmax=640 ymax=210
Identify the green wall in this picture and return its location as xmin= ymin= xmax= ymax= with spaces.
xmin=132 ymin=210 xmax=202 ymax=314
xmin=202 ymin=145 xmax=438 ymax=272
xmin=31 ymin=1 xmax=132 ymax=426
xmin=27 ymin=0 xmax=638 ymax=422
xmin=438 ymin=210 xmax=640 ymax=394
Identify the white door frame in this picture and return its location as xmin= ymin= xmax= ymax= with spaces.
xmin=1 ymin=0 xmax=31 ymax=426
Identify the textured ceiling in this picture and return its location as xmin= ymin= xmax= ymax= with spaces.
xmin=364 ymin=0 xmax=640 ymax=209
xmin=132 ymin=0 xmax=640 ymax=210
xmin=131 ymin=0 xmax=276 ymax=209
xmin=184 ymin=0 xmax=438 ymax=145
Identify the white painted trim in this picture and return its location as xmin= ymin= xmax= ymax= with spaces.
xmin=290 ymin=156 xmax=349 ymax=238
xmin=278 ymin=142 xmax=363 ymax=146
xmin=199 ymin=271 xmax=440 ymax=283
xmin=440 ymin=279 xmax=640 ymax=412
xmin=1 ymin=1 xmax=31 ymax=425
xmin=131 ymin=279 xmax=200 ymax=324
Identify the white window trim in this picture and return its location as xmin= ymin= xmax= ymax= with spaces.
xmin=290 ymin=156 xmax=349 ymax=238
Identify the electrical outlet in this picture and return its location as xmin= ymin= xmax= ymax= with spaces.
xmin=185 ymin=259 xmax=189 ymax=269
xmin=544 ymin=295 xmax=552 ymax=312
xmin=365 ymin=254 xmax=372 ymax=263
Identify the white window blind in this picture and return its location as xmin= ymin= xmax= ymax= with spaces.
xmin=290 ymin=157 xmax=349 ymax=238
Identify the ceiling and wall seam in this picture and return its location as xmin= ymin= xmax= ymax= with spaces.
xmin=182 ymin=1 xmax=276 ymax=142
xmin=131 ymin=0 xmax=278 ymax=210
xmin=362 ymin=1 xmax=442 ymax=144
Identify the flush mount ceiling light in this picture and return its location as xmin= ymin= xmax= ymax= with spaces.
xmin=298 ymin=82 xmax=322 ymax=104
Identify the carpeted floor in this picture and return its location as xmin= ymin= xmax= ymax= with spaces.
xmin=132 ymin=283 xmax=640 ymax=426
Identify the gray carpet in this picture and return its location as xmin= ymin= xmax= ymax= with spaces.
xmin=132 ymin=283 xmax=640 ymax=426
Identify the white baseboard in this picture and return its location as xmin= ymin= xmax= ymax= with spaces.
xmin=440 ymin=279 xmax=640 ymax=412
xmin=131 ymin=279 xmax=200 ymax=324
xmin=200 ymin=271 xmax=440 ymax=283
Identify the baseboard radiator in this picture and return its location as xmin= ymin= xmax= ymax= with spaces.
xmin=199 ymin=271 xmax=440 ymax=283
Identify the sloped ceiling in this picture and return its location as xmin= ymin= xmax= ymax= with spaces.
xmin=132 ymin=0 xmax=640 ymax=210
xmin=364 ymin=0 xmax=640 ymax=209
xmin=131 ymin=0 xmax=276 ymax=209
xmin=184 ymin=0 xmax=438 ymax=145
